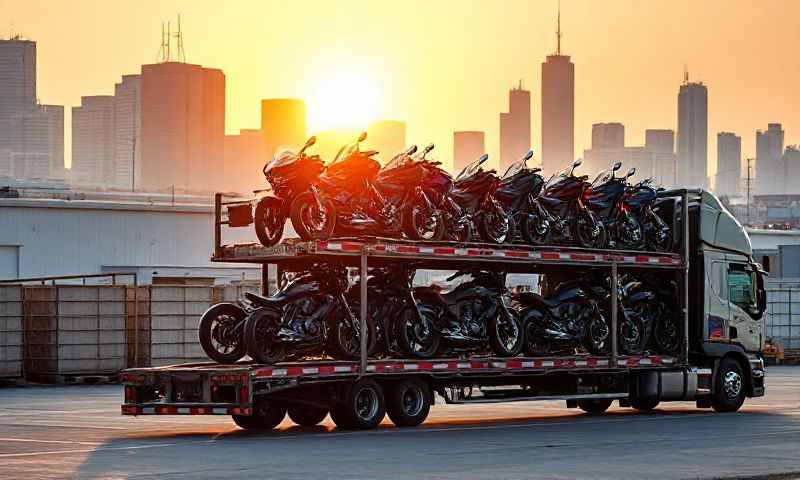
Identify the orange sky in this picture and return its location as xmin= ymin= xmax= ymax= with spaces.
xmin=2 ymin=0 xmax=799 ymax=176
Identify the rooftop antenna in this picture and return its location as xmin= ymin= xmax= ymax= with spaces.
xmin=683 ymin=65 xmax=689 ymax=84
xmin=173 ymin=14 xmax=186 ymax=63
xmin=157 ymin=22 xmax=169 ymax=62
xmin=556 ymin=0 xmax=562 ymax=55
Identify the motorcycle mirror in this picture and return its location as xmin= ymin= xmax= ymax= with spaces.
xmin=573 ymin=159 xmax=582 ymax=168
xmin=612 ymin=161 xmax=622 ymax=171
xmin=407 ymin=145 xmax=418 ymax=155
xmin=524 ymin=150 xmax=534 ymax=161
xmin=358 ymin=131 xmax=367 ymax=143
xmin=478 ymin=153 xmax=489 ymax=164
xmin=424 ymin=143 xmax=434 ymax=154
xmin=305 ymin=136 xmax=317 ymax=148
xmin=626 ymin=168 xmax=636 ymax=178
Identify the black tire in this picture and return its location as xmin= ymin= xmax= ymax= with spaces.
xmin=290 ymin=191 xmax=336 ymax=241
xmin=449 ymin=218 xmax=474 ymax=243
xmin=330 ymin=312 xmax=378 ymax=361
xmin=711 ymin=358 xmax=746 ymax=413
xmin=574 ymin=209 xmax=608 ymax=249
xmin=254 ymin=196 xmax=286 ymax=247
xmin=395 ymin=307 xmax=440 ymax=359
xmin=198 ymin=303 xmax=247 ymax=364
xmin=629 ymin=396 xmax=660 ymax=412
xmin=244 ymin=309 xmax=286 ymax=365
xmin=232 ymin=400 xmax=286 ymax=430
xmin=646 ymin=212 xmax=673 ymax=253
xmin=654 ymin=312 xmax=680 ymax=355
xmin=522 ymin=211 xmax=554 ymax=246
xmin=615 ymin=213 xmax=644 ymax=250
xmin=619 ymin=315 xmax=647 ymax=356
xmin=585 ymin=310 xmax=610 ymax=355
xmin=386 ymin=379 xmax=432 ymax=427
xmin=287 ymin=405 xmax=329 ymax=426
xmin=577 ymin=398 xmax=613 ymax=415
xmin=403 ymin=204 xmax=445 ymax=241
xmin=523 ymin=321 xmax=551 ymax=356
xmin=478 ymin=205 xmax=513 ymax=244
xmin=489 ymin=311 xmax=524 ymax=357
xmin=330 ymin=379 xmax=386 ymax=430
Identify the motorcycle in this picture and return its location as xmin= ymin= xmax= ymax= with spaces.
xmin=585 ymin=162 xmax=638 ymax=249
xmin=253 ymin=136 xmax=330 ymax=246
xmin=291 ymin=133 xmax=443 ymax=241
xmin=396 ymin=269 xmax=524 ymax=359
xmin=514 ymin=281 xmax=610 ymax=356
xmin=452 ymin=155 xmax=514 ymax=243
xmin=636 ymin=273 xmax=680 ymax=354
xmin=523 ymin=159 xmax=607 ymax=248
xmin=494 ymin=150 xmax=545 ymax=244
xmin=622 ymin=177 xmax=673 ymax=252
xmin=415 ymin=144 xmax=474 ymax=242
xmin=242 ymin=263 xmax=375 ymax=364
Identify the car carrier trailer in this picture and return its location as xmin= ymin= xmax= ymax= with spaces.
xmin=121 ymin=189 xmax=766 ymax=430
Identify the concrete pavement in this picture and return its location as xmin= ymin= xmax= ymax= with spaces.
xmin=0 ymin=366 xmax=799 ymax=479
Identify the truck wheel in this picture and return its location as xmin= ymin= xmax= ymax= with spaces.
xmin=287 ymin=405 xmax=329 ymax=426
xmin=386 ymin=379 xmax=431 ymax=427
xmin=711 ymin=358 xmax=746 ymax=413
xmin=629 ymin=396 xmax=660 ymax=412
xmin=232 ymin=400 xmax=286 ymax=430
xmin=330 ymin=379 xmax=386 ymax=430
xmin=577 ymin=398 xmax=613 ymax=415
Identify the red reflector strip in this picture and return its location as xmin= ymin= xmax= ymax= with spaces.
xmin=540 ymin=252 xmax=560 ymax=260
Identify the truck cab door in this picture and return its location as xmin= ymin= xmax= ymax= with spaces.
xmin=726 ymin=262 xmax=763 ymax=353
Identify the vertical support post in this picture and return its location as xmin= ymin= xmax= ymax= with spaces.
xmin=610 ymin=262 xmax=618 ymax=368
xmin=214 ymin=193 xmax=222 ymax=259
xmin=275 ymin=264 xmax=283 ymax=296
xmin=261 ymin=264 xmax=269 ymax=296
xmin=681 ymin=190 xmax=691 ymax=366
xmin=359 ymin=249 xmax=368 ymax=377
xmin=132 ymin=275 xmax=139 ymax=368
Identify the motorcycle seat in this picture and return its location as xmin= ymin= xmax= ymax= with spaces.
xmin=514 ymin=291 xmax=557 ymax=309
xmin=245 ymin=291 xmax=284 ymax=306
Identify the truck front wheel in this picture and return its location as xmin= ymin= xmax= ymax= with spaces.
xmin=711 ymin=358 xmax=746 ymax=413
xmin=386 ymin=379 xmax=432 ymax=427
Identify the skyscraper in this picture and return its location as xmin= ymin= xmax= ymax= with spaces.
xmin=453 ymin=131 xmax=485 ymax=174
xmin=71 ymin=96 xmax=115 ymax=185
xmin=499 ymin=84 xmax=531 ymax=173
xmin=112 ymin=75 xmax=141 ymax=190
xmin=756 ymin=123 xmax=785 ymax=195
xmin=140 ymin=62 xmax=225 ymax=192
xmin=676 ymin=74 xmax=708 ymax=188
xmin=0 ymin=38 xmax=36 ymax=122
xmin=261 ymin=99 xmax=306 ymax=160
xmin=366 ymin=120 xmax=406 ymax=164
xmin=716 ymin=132 xmax=741 ymax=197
xmin=645 ymin=129 xmax=676 ymax=185
xmin=591 ymin=123 xmax=625 ymax=149
xmin=541 ymin=8 xmax=574 ymax=175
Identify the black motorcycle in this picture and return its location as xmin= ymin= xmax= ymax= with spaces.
xmin=514 ymin=281 xmax=610 ymax=356
xmin=622 ymin=178 xmax=672 ymax=252
xmin=585 ymin=162 xmax=637 ymax=249
xmin=253 ymin=136 xmax=330 ymax=246
xmin=242 ymin=263 xmax=375 ymax=364
xmin=415 ymin=145 xmax=474 ymax=242
xmin=397 ymin=270 xmax=524 ymax=358
xmin=494 ymin=150 xmax=545 ymax=244
xmin=523 ymin=159 xmax=607 ymax=248
xmin=452 ymin=155 xmax=514 ymax=243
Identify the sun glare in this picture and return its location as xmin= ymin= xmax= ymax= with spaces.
xmin=307 ymin=67 xmax=381 ymax=132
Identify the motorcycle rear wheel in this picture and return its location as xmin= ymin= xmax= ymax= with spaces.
xmin=254 ymin=197 xmax=285 ymax=247
xmin=522 ymin=322 xmax=552 ymax=356
xmin=395 ymin=307 xmax=440 ymax=359
xmin=290 ymin=192 xmax=336 ymax=241
xmin=489 ymin=311 xmax=524 ymax=357
xmin=198 ymin=303 xmax=247 ymax=364
xmin=403 ymin=204 xmax=445 ymax=241
xmin=243 ymin=309 xmax=286 ymax=365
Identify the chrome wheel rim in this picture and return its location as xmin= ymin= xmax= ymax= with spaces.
xmin=401 ymin=387 xmax=424 ymax=416
xmin=210 ymin=314 xmax=239 ymax=354
xmin=355 ymin=387 xmax=379 ymax=421
xmin=497 ymin=315 xmax=520 ymax=352
xmin=723 ymin=371 xmax=742 ymax=399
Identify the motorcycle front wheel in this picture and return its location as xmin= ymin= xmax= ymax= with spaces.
xmin=479 ymin=206 xmax=514 ymax=244
xmin=654 ymin=311 xmax=680 ymax=354
xmin=254 ymin=197 xmax=286 ymax=247
xmin=585 ymin=311 xmax=610 ymax=355
xmin=290 ymin=192 xmax=336 ymax=241
xmin=448 ymin=218 xmax=474 ymax=243
xmin=243 ymin=309 xmax=286 ymax=365
xmin=330 ymin=313 xmax=378 ymax=361
xmin=646 ymin=216 xmax=673 ymax=253
xmin=522 ymin=211 xmax=553 ymax=246
xmin=522 ymin=321 xmax=552 ymax=356
xmin=619 ymin=315 xmax=647 ymax=355
xmin=489 ymin=311 xmax=524 ymax=357
xmin=395 ymin=307 xmax=440 ymax=359
xmin=403 ymin=204 xmax=445 ymax=241
xmin=574 ymin=209 xmax=608 ymax=249
xmin=615 ymin=213 xmax=644 ymax=251
xmin=198 ymin=303 xmax=247 ymax=364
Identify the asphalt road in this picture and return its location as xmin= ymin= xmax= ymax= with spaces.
xmin=1 ymin=367 xmax=799 ymax=480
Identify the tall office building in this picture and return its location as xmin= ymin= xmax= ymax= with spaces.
xmin=261 ymin=99 xmax=306 ymax=160
xmin=0 ymin=37 xmax=36 ymax=122
xmin=112 ymin=75 xmax=141 ymax=190
xmin=541 ymin=9 xmax=574 ymax=175
xmin=366 ymin=120 xmax=406 ymax=164
xmin=140 ymin=62 xmax=225 ymax=192
xmin=583 ymin=127 xmax=677 ymax=187
xmin=499 ymin=84 xmax=531 ymax=173
xmin=716 ymin=132 xmax=741 ymax=197
xmin=453 ymin=131 xmax=485 ymax=174
xmin=755 ymin=123 xmax=785 ymax=195
xmin=676 ymin=74 xmax=708 ymax=188
xmin=645 ymin=129 xmax=676 ymax=185
xmin=72 ymin=96 xmax=115 ymax=185
xmin=591 ymin=123 xmax=624 ymax=149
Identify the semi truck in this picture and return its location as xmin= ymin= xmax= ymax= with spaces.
xmin=120 ymin=189 xmax=767 ymax=430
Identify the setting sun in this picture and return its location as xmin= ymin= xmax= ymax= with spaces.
xmin=306 ymin=66 xmax=382 ymax=133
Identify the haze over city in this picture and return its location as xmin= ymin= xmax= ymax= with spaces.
xmin=3 ymin=0 xmax=799 ymax=176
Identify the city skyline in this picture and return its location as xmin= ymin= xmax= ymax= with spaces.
xmin=2 ymin=0 xmax=799 ymax=178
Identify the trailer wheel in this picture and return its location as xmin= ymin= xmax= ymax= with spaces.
xmin=629 ymin=396 xmax=660 ymax=412
xmin=576 ymin=398 xmax=613 ymax=415
xmin=330 ymin=379 xmax=386 ymax=430
xmin=232 ymin=401 xmax=286 ymax=430
xmin=287 ymin=405 xmax=329 ymax=426
xmin=386 ymin=379 xmax=431 ymax=427
xmin=711 ymin=357 xmax=746 ymax=413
